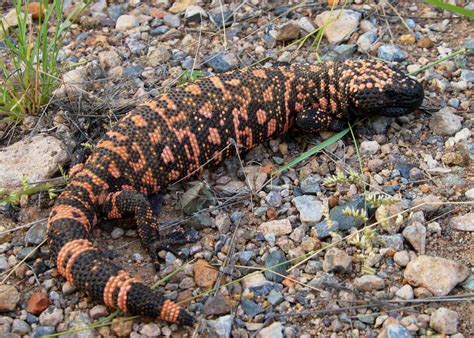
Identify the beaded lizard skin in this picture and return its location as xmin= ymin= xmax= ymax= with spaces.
xmin=47 ymin=60 xmax=424 ymax=326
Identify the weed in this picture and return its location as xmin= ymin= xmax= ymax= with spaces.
xmin=0 ymin=0 xmax=89 ymax=123
xmin=178 ymin=69 xmax=204 ymax=86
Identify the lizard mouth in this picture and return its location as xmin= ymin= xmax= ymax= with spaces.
xmin=382 ymin=81 xmax=424 ymax=117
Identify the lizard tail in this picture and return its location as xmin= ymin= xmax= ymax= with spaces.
xmin=47 ymin=192 xmax=195 ymax=325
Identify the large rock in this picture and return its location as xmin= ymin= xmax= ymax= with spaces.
xmin=430 ymin=307 xmax=459 ymax=334
xmin=0 ymin=135 xmax=68 ymax=191
xmin=429 ymin=107 xmax=463 ymax=136
xmin=315 ymin=10 xmax=361 ymax=44
xmin=0 ymin=285 xmax=20 ymax=312
xmin=292 ymin=195 xmax=323 ymax=224
xmin=404 ymin=255 xmax=469 ymax=296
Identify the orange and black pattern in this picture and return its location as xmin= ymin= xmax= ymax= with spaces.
xmin=47 ymin=60 xmax=423 ymax=325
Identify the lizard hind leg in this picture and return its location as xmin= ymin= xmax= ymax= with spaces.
xmin=102 ymin=190 xmax=199 ymax=270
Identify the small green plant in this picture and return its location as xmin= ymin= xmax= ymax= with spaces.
xmin=323 ymin=169 xmax=365 ymax=187
xmin=178 ymin=69 xmax=204 ymax=86
xmin=365 ymin=193 xmax=399 ymax=208
xmin=0 ymin=0 xmax=89 ymax=122
xmin=0 ymin=175 xmax=59 ymax=206
xmin=342 ymin=206 xmax=368 ymax=223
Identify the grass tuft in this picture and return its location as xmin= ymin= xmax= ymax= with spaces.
xmin=424 ymin=0 xmax=474 ymax=19
xmin=0 ymin=0 xmax=89 ymax=123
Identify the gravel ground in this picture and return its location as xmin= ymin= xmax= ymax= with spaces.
xmin=0 ymin=1 xmax=473 ymax=337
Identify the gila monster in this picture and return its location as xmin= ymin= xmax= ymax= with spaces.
xmin=47 ymin=60 xmax=424 ymax=326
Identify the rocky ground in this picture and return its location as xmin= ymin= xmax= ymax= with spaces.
xmin=0 ymin=0 xmax=473 ymax=337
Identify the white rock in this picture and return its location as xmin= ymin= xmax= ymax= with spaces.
xmin=404 ymin=255 xmax=470 ymax=296
xmin=453 ymin=128 xmax=471 ymax=143
xmin=0 ymin=135 xmax=69 ymax=190
xmin=395 ymin=285 xmax=414 ymax=300
xmin=292 ymin=195 xmax=323 ymax=224
xmin=360 ymin=140 xmax=380 ymax=155
xmin=116 ymin=14 xmax=138 ymax=31
xmin=258 ymin=219 xmax=292 ymax=235
xmin=450 ymin=212 xmax=474 ymax=232
xmin=430 ymin=307 xmax=459 ymax=334
xmin=315 ymin=10 xmax=361 ymax=44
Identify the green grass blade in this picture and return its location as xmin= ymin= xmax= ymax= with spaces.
xmin=424 ymin=0 xmax=474 ymax=19
xmin=274 ymin=128 xmax=350 ymax=175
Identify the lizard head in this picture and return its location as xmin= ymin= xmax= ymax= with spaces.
xmin=343 ymin=60 xmax=424 ymax=117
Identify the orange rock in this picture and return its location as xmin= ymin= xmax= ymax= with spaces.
xmin=27 ymin=2 xmax=44 ymax=21
xmin=417 ymin=36 xmax=434 ymax=48
xmin=149 ymin=8 xmax=168 ymax=19
xmin=282 ymin=275 xmax=297 ymax=288
xmin=327 ymin=0 xmax=340 ymax=6
xmin=193 ymin=259 xmax=218 ymax=289
xmin=26 ymin=291 xmax=49 ymax=315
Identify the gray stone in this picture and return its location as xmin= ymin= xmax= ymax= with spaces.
xmin=298 ymin=17 xmax=316 ymax=33
xmin=395 ymin=285 xmax=414 ymax=300
xmin=11 ymin=319 xmax=30 ymax=335
xmin=323 ymin=248 xmax=351 ymax=273
xmin=322 ymin=44 xmax=357 ymax=61
xmin=329 ymin=196 xmax=366 ymax=230
xmin=265 ymin=191 xmax=282 ymax=208
xmin=110 ymin=227 xmax=125 ymax=239
xmin=353 ymin=275 xmax=385 ymax=291
xmin=292 ymin=195 xmax=323 ymax=224
xmin=0 ymin=285 xmax=19 ymax=311
xmin=89 ymin=305 xmax=108 ymax=320
xmin=203 ymin=292 xmax=231 ymax=316
xmin=402 ymin=222 xmax=426 ymax=254
xmin=450 ymin=212 xmax=474 ymax=231
xmin=31 ymin=326 xmax=55 ymax=338
xmin=385 ymin=324 xmax=412 ymax=338
xmin=125 ymin=37 xmax=147 ymax=55
xmin=429 ymin=107 xmax=463 ymax=136
xmin=209 ymin=7 xmax=233 ymax=29
xmin=360 ymin=140 xmax=380 ymax=155
xmin=0 ymin=257 xmax=8 ymax=271
xmin=241 ymin=272 xmax=269 ymax=290
xmin=98 ymin=50 xmax=121 ymax=70
xmin=377 ymin=44 xmax=407 ymax=62
xmin=313 ymin=220 xmax=338 ymax=239
xmin=240 ymin=298 xmax=264 ymax=316
xmin=0 ymin=135 xmax=69 ymax=190
xmin=357 ymin=31 xmax=377 ymax=51
xmin=39 ymin=306 xmax=64 ymax=326
xmin=393 ymin=250 xmax=410 ymax=267
xmin=404 ymin=255 xmax=470 ymax=296
xmin=205 ymin=52 xmax=239 ymax=72
xmin=300 ymin=174 xmax=321 ymax=194
xmin=238 ymin=251 xmax=253 ymax=265
xmin=264 ymin=250 xmax=288 ymax=283
xmin=315 ymin=10 xmax=361 ymax=44
xmin=460 ymin=69 xmax=474 ymax=82
xmin=275 ymin=23 xmax=300 ymax=41
xmin=163 ymin=14 xmax=180 ymax=28
xmin=150 ymin=25 xmax=169 ymax=36
xmin=257 ymin=322 xmax=284 ymax=338
xmin=430 ymin=307 xmax=458 ymax=334
xmin=25 ymin=222 xmax=47 ymax=245
xmin=462 ymin=274 xmax=474 ymax=291
xmin=379 ymin=234 xmax=404 ymax=251
xmin=116 ymin=14 xmax=138 ymax=31
xmin=267 ymin=290 xmax=284 ymax=305
xmin=206 ymin=315 xmax=233 ymax=338
xmin=184 ymin=5 xmax=207 ymax=23
xmin=140 ymin=323 xmax=161 ymax=337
